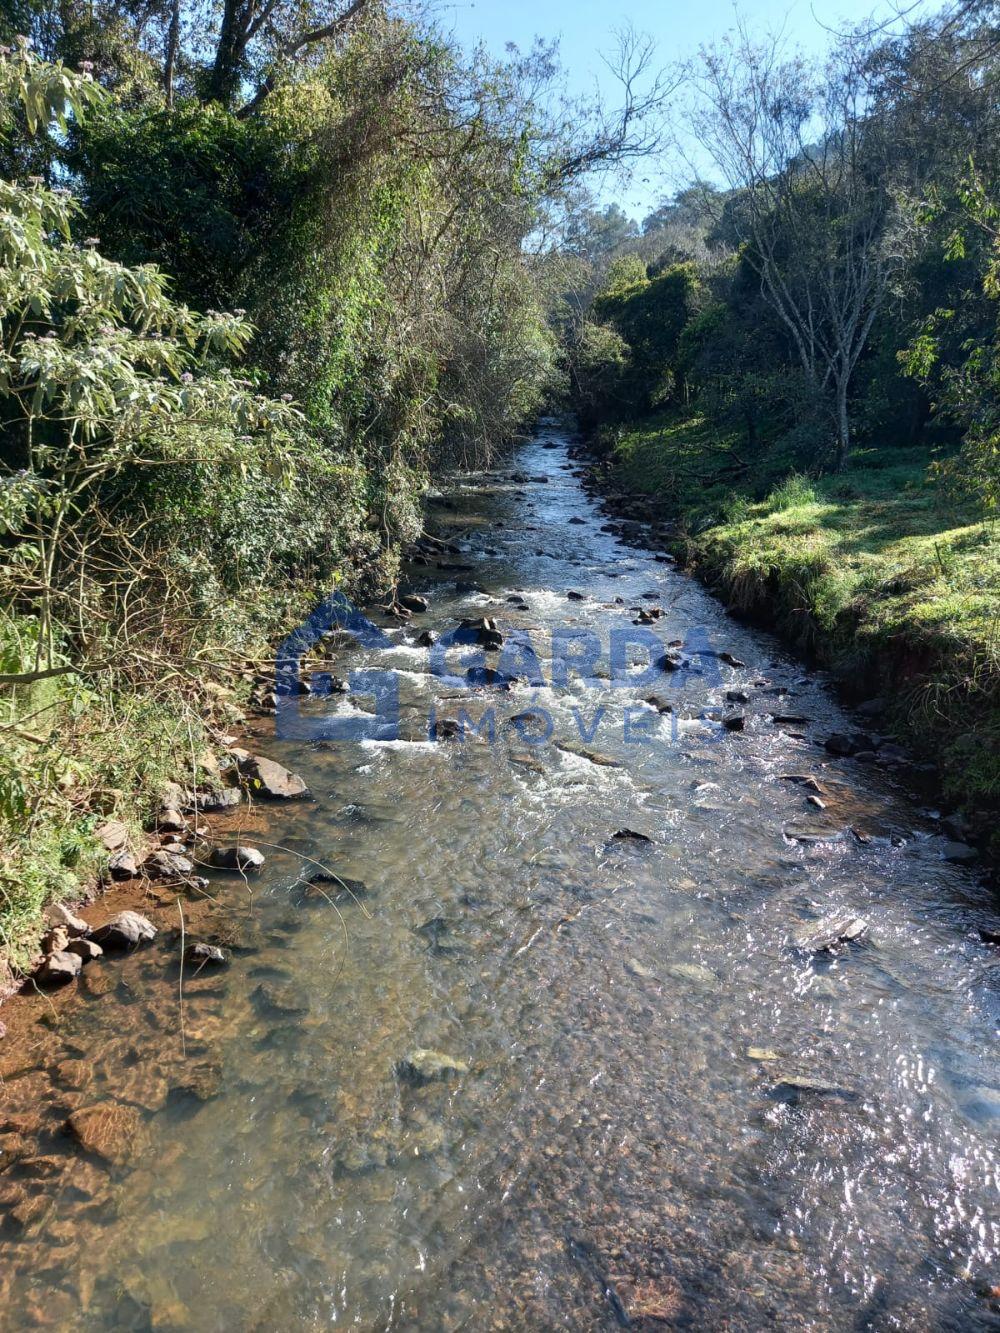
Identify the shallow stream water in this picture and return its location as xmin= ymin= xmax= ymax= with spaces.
xmin=1 ymin=426 xmax=999 ymax=1330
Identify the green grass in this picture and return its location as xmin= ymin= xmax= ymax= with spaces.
xmin=603 ymin=418 xmax=1000 ymax=840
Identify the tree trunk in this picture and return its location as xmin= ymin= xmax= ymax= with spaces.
xmin=208 ymin=0 xmax=245 ymax=105
xmin=164 ymin=0 xmax=181 ymax=108
xmin=834 ymin=374 xmax=851 ymax=471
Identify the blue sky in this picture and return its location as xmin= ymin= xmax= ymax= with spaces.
xmin=441 ymin=0 xmax=931 ymax=217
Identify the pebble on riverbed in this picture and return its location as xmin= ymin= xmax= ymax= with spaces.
xmin=396 ymin=1049 xmax=470 ymax=1085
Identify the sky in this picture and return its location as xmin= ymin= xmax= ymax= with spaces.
xmin=441 ymin=0 xmax=933 ymax=218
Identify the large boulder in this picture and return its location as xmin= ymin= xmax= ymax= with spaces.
xmin=89 ymin=911 xmax=157 ymax=950
xmin=237 ymin=754 xmax=310 ymax=800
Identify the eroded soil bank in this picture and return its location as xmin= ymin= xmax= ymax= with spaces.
xmin=0 ymin=425 xmax=998 ymax=1330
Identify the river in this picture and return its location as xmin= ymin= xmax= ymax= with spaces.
xmin=0 ymin=424 xmax=998 ymax=1330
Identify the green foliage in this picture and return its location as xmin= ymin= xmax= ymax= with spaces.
xmin=766 ymin=474 xmax=817 ymax=511
xmin=902 ymin=164 xmax=1000 ymax=509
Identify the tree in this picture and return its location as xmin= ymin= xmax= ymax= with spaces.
xmin=689 ymin=26 xmax=908 ymax=468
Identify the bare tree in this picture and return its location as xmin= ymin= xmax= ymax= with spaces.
xmin=689 ymin=26 xmax=908 ymax=468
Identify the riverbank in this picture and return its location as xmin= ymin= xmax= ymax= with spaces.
xmin=582 ymin=414 xmax=1000 ymax=857
xmin=0 ymin=623 xmax=364 ymax=997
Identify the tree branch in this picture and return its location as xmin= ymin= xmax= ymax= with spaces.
xmin=236 ymin=0 xmax=371 ymax=119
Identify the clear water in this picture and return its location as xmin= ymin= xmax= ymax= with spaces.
xmin=1 ymin=428 xmax=999 ymax=1330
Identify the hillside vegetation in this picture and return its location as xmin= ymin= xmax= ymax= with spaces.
xmin=564 ymin=9 xmax=1000 ymax=843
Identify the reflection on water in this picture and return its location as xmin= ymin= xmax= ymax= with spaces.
xmin=1 ymin=427 xmax=999 ymax=1330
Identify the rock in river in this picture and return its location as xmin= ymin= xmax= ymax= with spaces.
xmin=940 ymin=839 xmax=977 ymax=863
xmin=66 ymin=1101 xmax=145 ymax=1165
xmin=237 ymin=753 xmax=310 ymax=800
xmin=794 ymin=915 xmax=869 ymax=954
xmin=66 ymin=937 xmax=103 ymax=963
xmin=397 ymin=1049 xmax=470 ymax=1085
xmin=208 ymin=845 xmax=265 ymax=872
xmin=824 ymin=732 xmax=875 ymax=757
xmin=626 ymin=958 xmax=657 ymax=980
xmin=46 ymin=901 xmax=90 ymax=937
xmin=184 ymin=942 xmax=229 ymax=967
xmin=143 ymin=849 xmax=194 ymax=879
xmin=770 ymin=1074 xmax=859 ymax=1105
xmin=37 ymin=950 xmax=82 ymax=986
xmin=89 ymin=911 xmax=157 ymax=950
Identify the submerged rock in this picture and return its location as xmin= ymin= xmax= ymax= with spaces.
xmin=397 ymin=1049 xmax=469 ymax=1085
xmin=626 ymin=957 xmax=657 ymax=980
xmin=794 ymin=915 xmax=869 ymax=954
xmin=66 ymin=1101 xmax=145 ymax=1164
xmin=779 ymin=773 xmax=824 ymax=794
xmin=747 ymin=1046 xmax=781 ymax=1062
xmin=783 ymin=824 xmax=844 ymax=845
xmin=770 ymin=1074 xmax=859 ymax=1105
xmin=824 ymin=732 xmax=875 ymax=757
xmin=89 ymin=911 xmax=157 ymax=949
xmin=252 ymin=981 xmax=309 ymax=1016
xmin=304 ymin=872 xmax=368 ymax=903
xmin=611 ymin=829 xmax=653 ymax=844
xmin=557 ymin=743 xmax=622 ymax=768
xmin=940 ymin=839 xmax=977 ymax=863
xmin=666 ymin=962 xmax=717 ymax=987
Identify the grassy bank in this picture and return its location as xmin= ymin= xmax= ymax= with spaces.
xmin=602 ymin=414 xmax=1000 ymax=845
xmin=0 ymin=551 xmax=395 ymax=986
